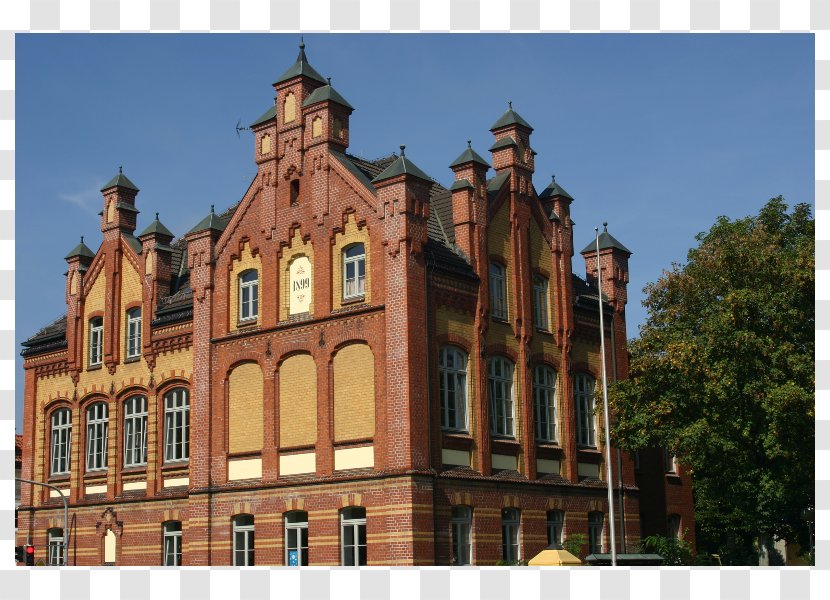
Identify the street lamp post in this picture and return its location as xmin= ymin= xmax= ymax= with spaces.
xmin=16 ymin=478 xmax=69 ymax=566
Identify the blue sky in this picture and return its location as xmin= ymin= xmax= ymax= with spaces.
xmin=15 ymin=34 xmax=814 ymax=432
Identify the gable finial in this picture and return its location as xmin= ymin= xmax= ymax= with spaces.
xmin=80 ymin=235 xmax=84 ymax=244
xmin=399 ymin=145 xmax=406 ymax=157
xmin=552 ymin=174 xmax=556 ymax=183
xmin=327 ymin=77 xmax=331 ymax=85
xmin=467 ymin=140 xmax=472 ymax=148
xmin=300 ymin=36 xmax=304 ymax=49
xmin=508 ymin=100 xmax=512 ymax=110
xmin=603 ymin=222 xmax=608 ymax=232
xmin=210 ymin=204 xmax=215 ymax=214
xmin=119 ymin=165 xmax=123 ymax=174
xmin=155 ymin=212 xmax=159 ymax=221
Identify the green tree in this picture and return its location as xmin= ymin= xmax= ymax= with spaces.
xmin=609 ymin=197 xmax=814 ymax=565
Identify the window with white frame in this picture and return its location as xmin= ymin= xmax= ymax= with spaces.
xmin=501 ymin=508 xmax=520 ymax=563
xmin=163 ymin=521 xmax=182 ymax=566
xmin=533 ymin=275 xmax=549 ymax=330
xmin=664 ymin=448 xmax=677 ymax=474
xmin=341 ymin=507 xmax=367 ymax=566
xmin=164 ymin=388 xmax=189 ymax=463
xmin=343 ymin=243 xmax=366 ymax=299
xmin=50 ymin=408 xmax=72 ymax=475
xmin=547 ymin=510 xmax=564 ymax=549
xmin=451 ymin=506 xmax=472 ymax=566
xmin=588 ymin=511 xmax=604 ymax=554
xmin=488 ymin=357 xmax=515 ymax=437
xmin=574 ymin=373 xmax=597 ymax=447
xmin=667 ymin=514 xmax=681 ymax=540
xmin=89 ymin=317 xmax=103 ymax=366
xmin=123 ymin=395 xmax=147 ymax=467
xmin=239 ymin=270 xmax=259 ymax=322
xmin=48 ymin=528 xmax=64 ymax=566
xmin=85 ymin=402 xmax=108 ymax=471
xmin=533 ymin=365 xmax=557 ymax=442
xmin=489 ymin=262 xmax=507 ymax=320
xmin=439 ymin=346 xmax=468 ymax=431
xmin=126 ymin=308 xmax=141 ymax=359
xmin=285 ymin=511 xmax=309 ymax=566
xmin=233 ymin=514 xmax=255 ymax=566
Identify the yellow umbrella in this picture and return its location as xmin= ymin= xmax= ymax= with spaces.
xmin=528 ymin=546 xmax=583 ymax=566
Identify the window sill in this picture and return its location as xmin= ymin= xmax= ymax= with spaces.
xmin=491 ymin=317 xmax=509 ymax=324
xmin=161 ymin=461 xmax=189 ymax=472
xmin=87 ymin=364 xmax=103 ymax=372
xmin=121 ymin=466 xmax=147 ymax=476
xmin=342 ymin=295 xmax=365 ymax=306
xmin=491 ymin=437 xmax=520 ymax=456
xmin=535 ymin=328 xmax=552 ymax=335
xmin=124 ymin=356 xmax=141 ymax=364
xmin=442 ymin=431 xmax=473 ymax=451
xmin=236 ymin=319 xmax=259 ymax=328
xmin=83 ymin=470 xmax=108 ymax=479
xmin=47 ymin=474 xmax=70 ymax=484
xmin=577 ymin=447 xmax=603 ymax=463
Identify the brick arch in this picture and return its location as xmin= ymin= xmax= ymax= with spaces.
xmin=44 ymin=398 xmax=72 ymax=416
xmin=219 ymin=355 xmax=264 ymax=380
xmin=435 ymin=334 xmax=473 ymax=355
xmin=77 ymin=392 xmax=109 ymax=413
xmin=154 ymin=377 xmax=190 ymax=400
xmin=502 ymin=495 xmax=521 ymax=509
xmin=530 ymin=352 xmax=559 ymax=370
xmin=450 ymin=491 xmax=473 ymax=506
xmin=338 ymin=493 xmax=364 ymax=508
xmin=570 ymin=362 xmax=600 ymax=380
xmin=115 ymin=385 xmax=149 ymax=402
xmin=547 ymin=498 xmax=566 ymax=511
xmin=485 ymin=344 xmax=519 ymax=363
xmin=329 ymin=337 xmax=374 ymax=360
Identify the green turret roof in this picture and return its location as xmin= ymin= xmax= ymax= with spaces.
xmin=490 ymin=102 xmax=533 ymax=132
xmin=274 ymin=40 xmax=327 ymax=86
xmin=580 ymin=225 xmax=632 ymax=255
xmin=488 ymin=136 xmax=518 ymax=152
xmin=539 ymin=175 xmax=573 ymax=201
xmin=302 ymin=79 xmax=354 ymax=110
xmin=250 ymin=104 xmax=276 ymax=128
xmin=65 ymin=236 xmax=96 ymax=260
xmin=371 ymin=146 xmax=434 ymax=185
xmin=450 ymin=141 xmax=490 ymax=169
xmin=139 ymin=213 xmax=174 ymax=238
xmin=101 ymin=168 xmax=139 ymax=192
xmin=450 ymin=178 xmax=474 ymax=191
xmin=188 ymin=205 xmax=227 ymax=235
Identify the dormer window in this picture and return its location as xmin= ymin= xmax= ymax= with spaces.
xmin=89 ymin=317 xmax=103 ymax=367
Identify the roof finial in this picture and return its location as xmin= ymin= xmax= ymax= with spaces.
xmin=80 ymin=235 xmax=84 ymax=244
xmin=155 ymin=212 xmax=159 ymax=221
xmin=300 ymin=36 xmax=305 ymax=50
xmin=508 ymin=100 xmax=512 ymax=110
xmin=603 ymin=222 xmax=608 ymax=232
xmin=552 ymin=174 xmax=556 ymax=183
xmin=327 ymin=77 xmax=331 ymax=85
xmin=467 ymin=140 xmax=472 ymax=148
xmin=210 ymin=204 xmax=215 ymax=214
xmin=119 ymin=165 xmax=123 ymax=174
xmin=399 ymin=145 xmax=406 ymax=157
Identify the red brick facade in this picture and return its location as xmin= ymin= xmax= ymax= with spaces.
xmin=17 ymin=45 xmax=694 ymax=566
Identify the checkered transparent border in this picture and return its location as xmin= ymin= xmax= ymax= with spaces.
xmin=0 ymin=1 xmax=825 ymax=599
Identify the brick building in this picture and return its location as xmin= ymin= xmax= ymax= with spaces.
xmin=17 ymin=44 xmax=694 ymax=566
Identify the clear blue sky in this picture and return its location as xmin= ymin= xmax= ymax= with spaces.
xmin=15 ymin=34 xmax=814 ymax=432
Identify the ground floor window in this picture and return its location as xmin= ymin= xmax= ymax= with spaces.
xmin=48 ymin=528 xmax=64 ymax=566
xmin=285 ymin=511 xmax=309 ymax=566
xmin=501 ymin=508 xmax=520 ymax=563
xmin=163 ymin=521 xmax=182 ymax=566
xmin=341 ymin=507 xmax=367 ymax=566
xmin=233 ymin=514 xmax=255 ymax=566
xmin=547 ymin=510 xmax=564 ymax=549
xmin=588 ymin=511 xmax=604 ymax=554
xmin=451 ymin=506 xmax=472 ymax=565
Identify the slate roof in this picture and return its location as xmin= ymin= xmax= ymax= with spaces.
xmin=64 ymin=237 xmax=96 ymax=260
xmin=187 ymin=205 xmax=229 ymax=235
xmin=449 ymin=142 xmax=490 ymax=169
xmin=101 ymin=170 xmax=139 ymax=192
xmin=302 ymin=82 xmax=354 ymax=110
xmin=490 ymin=104 xmax=533 ymax=132
xmin=371 ymin=148 xmax=434 ymax=185
xmin=250 ymin=104 xmax=276 ymax=128
xmin=580 ymin=228 xmax=632 ymax=255
xmin=538 ymin=175 xmax=573 ymax=201
xmin=273 ymin=42 xmax=327 ymax=87
xmin=138 ymin=213 xmax=175 ymax=238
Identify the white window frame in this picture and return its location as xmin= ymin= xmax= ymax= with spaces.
xmin=284 ymin=511 xmax=309 ymax=566
xmin=239 ymin=270 xmax=259 ymax=322
xmin=48 ymin=528 xmax=64 ymax=566
xmin=123 ymin=396 xmax=147 ymax=467
xmin=546 ymin=510 xmax=564 ymax=548
xmin=126 ymin=308 xmax=142 ymax=359
xmin=489 ymin=262 xmax=507 ymax=320
xmin=89 ymin=317 xmax=103 ymax=366
xmin=343 ymin=243 xmax=366 ymax=300
xmin=574 ymin=374 xmax=597 ymax=447
xmin=533 ymin=275 xmax=549 ymax=330
xmin=85 ymin=402 xmax=108 ymax=471
xmin=164 ymin=388 xmax=190 ymax=463
xmin=488 ymin=357 xmax=515 ymax=437
xmin=501 ymin=508 xmax=520 ymax=563
xmin=163 ymin=521 xmax=182 ymax=566
xmin=588 ymin=511 xmax=604 ymax=554
xmin=340 ymin=507 xmax=367 ymax=566
xmin=50 ymin=408 xmax=72 ymax=475
xmin=664 ymin=448 xmax=677 ymax=474
xmin=533 ymin=365 xmax=557 ymax=443
xmin=439 ymin=346 xmax=468 ymax=431
xmin=233 ymin=514 xmax=255 ymax=566
xmin=451 ymin=506 xmax=472 ymax=566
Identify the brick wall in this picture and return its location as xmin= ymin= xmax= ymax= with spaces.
xmin=333 ymin=343 xmax=375 ymax=442
xmin=228 ymin=362 xmax=264 ymax=454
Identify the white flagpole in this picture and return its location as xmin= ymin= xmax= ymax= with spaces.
xmin=596 ymin=224 xmax=618 ymax=566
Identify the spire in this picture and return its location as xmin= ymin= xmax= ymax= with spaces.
xmin=301 ymin=76 xmax=354 ymax=110
xmin=371 ymin=145 xmax=434 ymax=185
xmin=138 ymin=211 xmax=174 ymax=238
xmin=490 ymin=101 xmax=533 ymax=132
xmin=100 ymin=168 xmax=139 ymax=192
xmin=539 ymin=174 xmax=573 ymax=201
xmin=274 ymin=39 xmax=327 ymax=86
xmin=65 ymin=235 xmax=96 ymax=260
xmin=580 ymin=225 xmax=632 ymax=255
xmin=450 ymin=139 xmax=491 ymax=169
xmin=187 ymin=204 xmax=227 ymax=235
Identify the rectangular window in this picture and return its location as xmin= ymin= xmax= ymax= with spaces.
xmin=48 ymin=528 xmax=64 ymax=566
xmin=51 ymin=409 xmax=72 ymax=475
xmin=634 ymin=450 xmax=641 ymax=471
xmin=85 ymin=403 xmax=108 ymax=471
xmin=341 ymin=507 xmax=367 ymax=566
xmin=488 ymin=357 xmax=514 ymax=437
xmin=574 ymin=374 xmax=596 ymax=447
xmin=285 ymin=512 xmax=309 ymax=566
xmin=588 ymin=512 xmax=604 ymax=554
xmin=489 ymin=263 xmax=507 ymax=320
xmin=667 ymin=514 xmax=681 ymax=540
xmin=451 ymin=506 xmax=472 ymax=566
xmin=533 ymin=276 xmax=549 ymax=330
xmin=664 ymin=448 xmax=677 ymax=474
xmin=501 ymin=508 xmax=520 ymax=563
xmin=239 ymin=271 xmax=259 ymax=322
xmin=439 ymin=347 xmax=468 ymax=431
xmin=233 ymin=515 xmax=255 ymax=566
xmin=163 ymin=521 xmax=182 ymax=566
xmin=533 ymin=365 xmax=557 ymax=442
xmin=164 ymin=388 xmax=190 ymax=463
xmin=547 ymin=510 xmax=564 ymax=549
xmin=89 ymin=318 xmax=103 ymax=366
xmin=123 ymin=396 xmax=148 ymax=467
xmin=126 ymin=309 xmax=141 ymax=359
xmin=343 ymin=244 xmax=366 ymax=299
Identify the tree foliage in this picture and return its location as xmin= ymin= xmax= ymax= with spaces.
xmin=609 ymin=197 xmax=814 ymax=564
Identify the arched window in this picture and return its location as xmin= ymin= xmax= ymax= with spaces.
xmin=123 ymin=395 xmax=147 ymax=467
xmin=126 ymin=308 xmax=141 ymax=359
xmin=501 ymin=508 xmax=520 ymax=563
xmin=260 ymin=133 xmax=271 ymax=155
xmin=48 ymin=528 xmax=64 ymax=566
xmin=533 ymin=365 xmax=557 ymax=442
xmin=283 ymin=92 xmax=296 ymax=123
xmin=233 ymin=514 xmax=255 ymax=566
xmin=238 ymin=269 xmax=259 ymax=322
xmin=340 ymin=507 xmax=367 ymax=566
xmin=290 ymin=179 xmax=300 ymax=206
xmin=451 ymin=506 xmax=472 ymax=565
xmin=546 ymin=510 xmax=564 ymax=548
xmin=285 ymin=511 xmax=309 ymax=566
xmin=574 ymin=374 xmax=596 ymax=447
xmin=342 ymin=243 xmax=366 ymax=300
xmin=50 ymin=408 xmax=72 ymax=475
xmin=588 ymin=512 xmax=604 ymax=554
xmin=89 ymin=317 xmax=103 ymax=366
xmin=85 ymin=402 xmax=108 ymax=471
xmin=532 ymin=275 xmax=549 ymax=330
xmin=439 ymin=346 xmax=468 ymax=431
xmin=164 ymin=388 xmax=190 ymax=463
xmin=488 ymin=357 xmax=514 ymax=437
xmin=163 ymin=521 xmax=182 ymax=566
xmin=311 ymin=116 xmax=322 ymax=138
xmin=489 ymin=262 xmax=507 ymax=320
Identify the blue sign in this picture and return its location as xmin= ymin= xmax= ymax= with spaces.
xmin=288 ymin=550 xmax=299 ymax=566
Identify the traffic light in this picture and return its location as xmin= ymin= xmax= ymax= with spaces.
xmin=15 ymin=546 xmax=24 ymax=564
xmin=25 ymin=544 xmax=35 ymax=566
